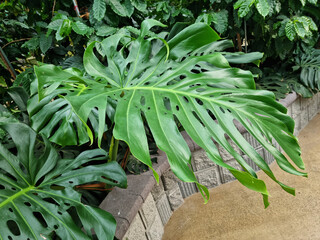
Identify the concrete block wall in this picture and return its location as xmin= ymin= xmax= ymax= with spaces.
xmin=100 ymin=92 xmax=320 ymax=240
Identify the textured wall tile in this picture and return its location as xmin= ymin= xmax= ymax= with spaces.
xmin=123 ymin=214 xmax=147 ymax=240
xmin=166 ymin=188 xmax=184 ymax=211
xmin=178 ymin=181 xmax=198 ymax=198
xmin=151 ymin=178 xmax=164 ymax=201
xmin=195 ymin=166 xmax=221 ymax=187
xmin=192 ymin=149 xmax=216 ymax=171
xmin=140 ymin=194 xmax=158 ymax=228
xmin=291 ymin=97 xmax=301 ymax=119
xmin=146 ymin=213 xmax=164 ymax=240
xmin=155 ymin=193 xmax=172 ymax=225
xmin=300 ymin=107 xmax=309 ymax=129
xmin=308 ymin=95 xmax=318 ymax=120
xmin=162 ymin=170 xmax=180 ymax=191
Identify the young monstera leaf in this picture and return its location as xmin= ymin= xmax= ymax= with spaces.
xmin=35 ymin=20 xmax=306 ymax=207
xmin=0 ymin=120 xmax=127 ymax=239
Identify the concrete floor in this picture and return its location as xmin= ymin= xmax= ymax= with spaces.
xmin=163 ymin=113 xmax=320 ymax=240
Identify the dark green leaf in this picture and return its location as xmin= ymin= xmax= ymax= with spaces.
xmin=0 ymin=121 xmax=127 ymax=239
xmin=93 ymin=0 xmax=107 ymax=21
xmin=109 ymin=0 xmax=134 ymax=17
xmin=72 ymin=21 xmax=89 ymax=35
xmin=40 ymin=33 xmax=53 ymax=54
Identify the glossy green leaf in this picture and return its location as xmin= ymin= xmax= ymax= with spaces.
xmin=234 ymin=0 xmax=255 ymax=17
xmin=255 ymin=0 xmax=269 ymax=17
xmin=72 ymin=21 xmax=89 ymax=35
xmin=93 ymin=0 xmax=107 ymax=21
xmin=285 ymin=20 xmax=296 ymax=41
xmin=109 ymin=0 xmax=134 ymax=17
xmin=40 ymin=33 xmax=53 ymax=54
xmin=35 ymin=20 xmax=306 ymax=207
xmin=0 ymin=120 xmax=127 ymax=239
xmin=130 ymin=0 xmax=147 ymax=12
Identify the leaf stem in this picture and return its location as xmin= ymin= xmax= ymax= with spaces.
xmin=109 ymin=135 xmax=119 ymax=163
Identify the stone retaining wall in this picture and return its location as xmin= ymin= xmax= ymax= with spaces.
xmin=99 ymin=92 xmax=320 ymax=240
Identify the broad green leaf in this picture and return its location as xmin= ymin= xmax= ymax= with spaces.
xmin=96 ymin=25 xmax=117 ymax=36
xmin=294 ymin=20 xmax=307 ymax=38
xmin=300 ymin=0 xmax=306 ymax=5
xmin=0 ymin=121 xmax=127 ymax=239
xmin=285 ymin=20 xmax=296 ymax=41
xmin=72 ymin=21 xmax=89 ymax=35
xmin=93 ymin=0 xmax=107 ymax=21
xmin=47 ymin=19 xmax=63 ymax=30
xmin=40 ymin=33 xmax=53 ymax=54
xmin=22 ymin=37 xmax=39 ymax=51
xmin=234 ymin=0 xmax=255 ymax=17
xmin=55 ymin=19 xmax=72 ymax=41
xmin=35 ymin=21 xmax=306 ymax=207
xmin=212 ymin=10 xmax=228 ymax=34
xmin=130 ymin=0 xmax=147 ymax=12
xmin=109 ymin=0 xmax=134 ymax=17
xmin=255 ymin=0 xmax=270 ymax=17
xmin=294 ymin=49 xmax=320 ymax=90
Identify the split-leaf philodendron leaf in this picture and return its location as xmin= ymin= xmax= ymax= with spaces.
xmin=0 ymin=120 xmax=127 ymax=239
xmin=34 ymin=20 xmax=306 ymax=207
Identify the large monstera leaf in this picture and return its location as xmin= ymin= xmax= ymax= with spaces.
xmin=35 ymin=20 xmax=306 ymax=206
xmin=293 ymin=48 xmax=320 ymax=91
xmin=0 ymin=120 xmax=127 ymax=239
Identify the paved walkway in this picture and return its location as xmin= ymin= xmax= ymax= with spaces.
xmin=163 ymin=113 xmax=320 ymax=240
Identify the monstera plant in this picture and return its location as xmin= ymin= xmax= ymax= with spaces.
xmin=31 ymin=19 xmax=306 ymax=209
xmin=0 ymin=116 xmax=127 ymax=239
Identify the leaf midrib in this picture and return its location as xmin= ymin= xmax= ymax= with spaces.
xmin=0 ymin=186 xmax=34 ymax=208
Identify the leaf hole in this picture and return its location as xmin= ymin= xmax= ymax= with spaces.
xmin=147 ymin=107 xmax=151 ymax=110
xmin=176 ymin=105 xmax=180 ymax=111
xmin=58 ymin=211 xmax=63 ymax=215
xmin=54 ymin=225 xmax=59 ymax=230
xmin=207 ymin=110 xmax=217 ymax=121
xmin=144 ymin=82 xmax=150 ymax=86
xmin=33 ymin=212 xmax=48 ymax=228
xmin=195 ymin=98 xmax=203 ymax=105
xmin=11 ymin=187 xmax=16 ymax=191
xmin=0 ymin=184 xmax=5 ymax=190
xmin=179 ymin=75 xmax=186 ymax=80
xmin=183 ymin=96 xmax=189 ymax=103
xmin=24 ymin=202 xmax=31 ymax=207
xmin=191 ymin=69 xmax=200 ymax=74
xmin=7 ymin=220 xmax=20 ymax=236
xmin=219 ymin=107 xmax=225 ymax=114
xmin=192 ymin=111 xmax=205 ymax=127
xmin=69 ymin=181 xmax=73 ymax=184
xmin=43 ymin=198 xmax=60 ymax=206
xmin=9 ymin=208 xmax=13 ymax=212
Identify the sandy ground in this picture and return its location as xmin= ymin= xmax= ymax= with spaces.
xmin=163 ymin=113 xmax=320 ymax=240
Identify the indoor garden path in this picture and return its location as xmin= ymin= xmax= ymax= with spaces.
xmin=163 ymin=113 xmax=320 ymax=240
